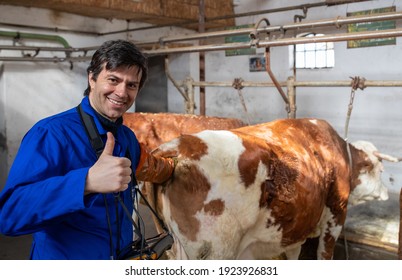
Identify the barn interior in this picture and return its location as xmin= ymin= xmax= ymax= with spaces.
xmin=0 ymin=0 xmax=401 ymax=261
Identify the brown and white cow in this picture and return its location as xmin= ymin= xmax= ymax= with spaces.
xmin=148 ymin=118 xmax=393 ymax=260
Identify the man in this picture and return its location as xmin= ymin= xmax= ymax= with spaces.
xmin=0 ymin=40 xmax=174 ymax=259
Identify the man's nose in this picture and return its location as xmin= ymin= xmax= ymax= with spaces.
xmin=115 ymin=83 xmax=128 ymax=97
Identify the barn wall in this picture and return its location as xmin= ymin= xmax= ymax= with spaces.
xmin=166 ymin=0 xmax=402 ymax=194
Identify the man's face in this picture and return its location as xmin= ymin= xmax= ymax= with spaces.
xmin=88 ymin=64 xmax=142 ymax=121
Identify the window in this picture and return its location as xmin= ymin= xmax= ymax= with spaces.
xmin=295 ymin=33 xmax=334 ymax=69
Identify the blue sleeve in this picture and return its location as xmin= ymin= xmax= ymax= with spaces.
xmin=0 ymin=125 xmax=95 ymax=236
xmin=124 ymin=126 xmax=141 ymax=170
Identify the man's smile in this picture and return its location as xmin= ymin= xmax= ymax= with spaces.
xmin=107 ymin=97 xmax=125 ymax=106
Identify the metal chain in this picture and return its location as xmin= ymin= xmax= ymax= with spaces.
xmin=344 ymin=76 xmax=366 ymax=140
xmin=233 ymin=78 xmax=252 ymax=125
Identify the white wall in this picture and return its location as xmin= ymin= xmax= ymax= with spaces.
xmin=1 ymin=1 xmax=401 ymax=194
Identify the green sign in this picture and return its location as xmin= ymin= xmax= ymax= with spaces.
xmin=225 ymin=24 xmax=256 ymax=56
xmin=347 ymin=6 xmax=396 ymax=48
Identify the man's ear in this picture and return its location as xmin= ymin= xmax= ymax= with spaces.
xmin=88 ymin=72 xmax=95 ymax=90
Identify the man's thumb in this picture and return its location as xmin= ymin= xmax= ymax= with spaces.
xmin=102 ymin=132 xmax=115 ymax=156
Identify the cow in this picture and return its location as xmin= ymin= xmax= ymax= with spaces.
xmin=147 ymin=118 xmax=395 ymax=260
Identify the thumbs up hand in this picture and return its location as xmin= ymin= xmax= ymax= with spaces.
xmin=102 ymin=130 xmax=116 ymax=156
xmin=85 ymin=132 xmax=132 ymax=194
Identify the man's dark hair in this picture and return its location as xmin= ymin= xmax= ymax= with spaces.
xmin=83 ymin=40 xmax=148 ymax=96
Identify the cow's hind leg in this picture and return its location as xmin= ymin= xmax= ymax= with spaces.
xmin=316 ymin=207 xmax=344 ymax=259
xmin=317 ymin=174 xmax=349 ymax=259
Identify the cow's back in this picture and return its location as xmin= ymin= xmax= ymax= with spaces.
xmin=123 ymin=112 xmax=246 ymax=150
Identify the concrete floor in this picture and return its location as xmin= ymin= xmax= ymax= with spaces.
xmin=1 ymin=232 xmax=397 ymax=260
xmin=0 ymin=195 xmax=399 ymax=260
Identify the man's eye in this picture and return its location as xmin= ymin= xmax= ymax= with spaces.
xmin=108 ymin=78 xmax=118 ymax=84
xmin=128 ymin=83 xmax=138 ymax=90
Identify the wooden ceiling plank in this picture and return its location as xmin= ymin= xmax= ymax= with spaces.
xmin=0 ymin=0 xmax=235 ymax=29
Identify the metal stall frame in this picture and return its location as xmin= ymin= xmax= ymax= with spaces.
xmin=177 ymin=76 xmax=402 ymax=117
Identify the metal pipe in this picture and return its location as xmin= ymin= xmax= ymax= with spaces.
xmin=259 ymin=28 xmax=402 ymax=47
xmin=399 ymin=189 xmax=402 ymax=260
xmin=0 ymin=56 xmax=90 ymax=62
xmin=294 ymin=80 xmax=402 ymax=87
xmin=265 ymin=47 xmax=289 ymax=108
xmin=138 ymin=11 xmax=402 ymax=46
xmin=199 ymin=0 xmax=206 ymax=116
xmin=145 ymin=28 xmax=402 ymax=55
xmin=191 ymin=80 xmax=402 ymax=88
xmin=285 ymin=11 xmax=402 ymax=30
xmin=287 ymin=76 xmax=297 ymax=119
xmin=184 ymin=77 xmax=196 ymax=114
xmin=0 ymin=44 xmax=96 ymax=62
xmin=0 ymin=44 xmax=92 ymax=52
xmin=0 ymin=30 xmax=71 ymax=48
xmin=164 ymin=56 xmax=189 ymax=102
xmin=0 ymin=21 xmax=99 ymax=36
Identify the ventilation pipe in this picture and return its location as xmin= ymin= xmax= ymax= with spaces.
xmin=0 ymin=30 xmax=71 ymax=48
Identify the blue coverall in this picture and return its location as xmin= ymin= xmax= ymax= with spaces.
xmin=0 ymin=96 xmax=141 ymax=259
